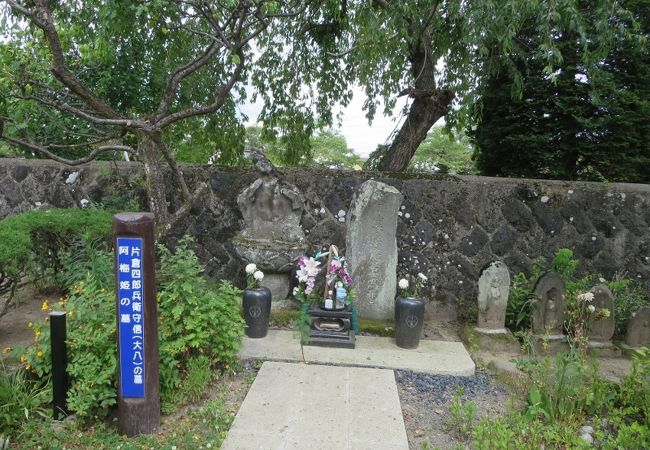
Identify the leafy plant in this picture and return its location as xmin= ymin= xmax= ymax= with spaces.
xmin=22 ymin=235 xmax=244 ymax=417
xmin=181 ymin=355 xmax=213 ymax=402
xmin=0 ymin=208 xmax=112 ymax=321
xmin=445 ymin=388 xmax=477 ymax=437
xmin=608 ymin=277 xmax=650 ymax=339
xmin=0 ymin=361 xmax=49 ymax=439
xmin=157 ymin=236 xmax=245 ymax=400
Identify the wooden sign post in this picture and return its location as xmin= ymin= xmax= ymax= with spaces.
xmin=113 ymin=212 xmax=160 ymax=436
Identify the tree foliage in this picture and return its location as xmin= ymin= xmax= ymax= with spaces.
xmin=0 ymin=0 xmax=303 ymax=234
xmin=410 ymin=127 xmax=475 ymax=174
xmin=245 ymin=126 xmax=362 ymax=170
xmin=470 ymin=0 xmax=650 ymax=182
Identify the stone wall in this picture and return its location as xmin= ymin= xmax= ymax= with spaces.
xmin=2 ymin=157 xmax=649 ymax=320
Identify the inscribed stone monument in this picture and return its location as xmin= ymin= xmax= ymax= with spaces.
xmin=532 ymin=272 xmax=566 ymax=336
xmin=476 ymin=261 xmax=510 ymax=333
xmin=587 ymin=284 xmax=615 ymax=343
xmin=346 ymin=180 xmax=403 ymax=320
xmin=625 ymin=307 xmax=650 ymax=348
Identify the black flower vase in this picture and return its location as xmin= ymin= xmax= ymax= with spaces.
xmin=243 ymin=287 xmax=272 ymax=338
xmin=395 ymin=296 xmax=425 ymax=349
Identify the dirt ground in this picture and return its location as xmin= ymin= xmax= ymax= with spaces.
xmin=0 ymin=287 xmax=52 ymax=360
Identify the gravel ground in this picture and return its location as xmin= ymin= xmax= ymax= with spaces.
xmin=396 ymin=369 xmax=513 ymax=449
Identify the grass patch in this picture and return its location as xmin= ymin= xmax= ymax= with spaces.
xmin=12 ymin=367 xmax=255 ymax=449
xmin=269 ymin=308 xmax=300 ymax=327
xmin=359 ymin=318 xmax=394 ymax=337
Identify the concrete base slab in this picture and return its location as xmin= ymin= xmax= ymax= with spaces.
xmin=221 ymin=361 xmax=408 ymax=450
xmin=239 ymin=329 xmax=475 ymax=376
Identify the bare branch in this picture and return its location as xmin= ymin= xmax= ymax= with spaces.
xmin=0 ymin=131 xmax=135 ymax=166
xmin=16 ymin=93 xmax=147 ymax=128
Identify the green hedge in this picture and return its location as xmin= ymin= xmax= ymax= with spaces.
xmin=0 ymin=208 xmax=112 ymax=284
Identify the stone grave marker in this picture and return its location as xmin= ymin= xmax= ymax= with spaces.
xmin=233 ymin=177 xmax=307 ymax=304
xmin=625 ymin=307 xmax=650 ymax=348
xmin=532 ymin=272 xmax=566 ymax=337
xmin=587 ymin=284 xmax=615 ymax=343
xmin=346 ymin=180 xmax=403 ymax=320
xmin=476 ymin=261 xmax=510 ymax=334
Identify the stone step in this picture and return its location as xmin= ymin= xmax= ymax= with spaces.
xmin=221 ymin=361 xmax=409 ymax=450
xmin=239 ymin=329 xmax=475 ymax=376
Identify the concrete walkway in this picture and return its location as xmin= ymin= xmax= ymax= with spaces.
xmin=239 ymin=329 xmax=475 ymax=376
xmin=222 ymin=361 xmax=409 ymax=450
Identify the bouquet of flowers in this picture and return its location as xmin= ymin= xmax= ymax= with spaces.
xmin=245 ymin=263 xmax=265 ymax=289
xmin=397 ymin=272 xmax=428 ymax=298
xmin=292 ymin=245 xmax=354 ymax=305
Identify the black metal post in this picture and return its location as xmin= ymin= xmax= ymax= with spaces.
xmin=49 ymin=311 xmax=68 ymax=419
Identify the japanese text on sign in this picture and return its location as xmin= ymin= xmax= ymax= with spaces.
xmin=117 ymin=237 xmax=145 ymax=398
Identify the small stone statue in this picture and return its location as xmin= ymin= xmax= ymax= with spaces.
xmin=476 ymin=261 xmax=510 ymax=332
xmin=625 ymin=307 xmax=650 ymax=348
xmin=532 ymin=272 xmax=566 ymax=336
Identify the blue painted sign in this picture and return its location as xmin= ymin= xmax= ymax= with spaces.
xmin=116 ymin=237 xmax=145 ymax=398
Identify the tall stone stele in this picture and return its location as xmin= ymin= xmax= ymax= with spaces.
xmin=625 ymin=307 xmax=650 ymax=349
xmin=587 ymin=284 xmax=615 ymax=347
xmin=475 ymin=261 xmax=511 ymax=334
xmin=532 ymin=272 xmax=566 ymax=337
xmin=346 ymin=180 xmax=403 ymax=320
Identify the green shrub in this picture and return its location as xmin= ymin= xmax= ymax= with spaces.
xmin=157 ymin=236 xmax=245 ymax=399
xmin=525 ymin=351 xmax=614 ymax=422
xmin=22 ymin=235 xmax=245 ymax=418
xmin=0 ymin=208 xmax=112 ymax=304
xmin=608 ymin=278 xmax=650 ymax=340
xmin=507 ymin=248 xmax=648 ymax=339
xmin=23 ymin=272 xmax=117 ymax=416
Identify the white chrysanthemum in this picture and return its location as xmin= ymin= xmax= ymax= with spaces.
xmin=253 ymin=270 xmax=264 ymax=281
xmin=417 ymin=273 xmax=428 ymax=282
xmin=587 ymin=305 xmax=596 ymax=313
xmin=245 ymin=263 xmax=257 ymax=274
xmin=577 ymin=292 xmax=594 ymax=303
xmin=398 ymin=278 xmax=409 ymax=290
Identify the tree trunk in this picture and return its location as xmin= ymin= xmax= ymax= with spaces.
xmin=377 ymin=30 xmax=454 ymax=172
xmin=137 ymin=131 xmax=170 ymax=232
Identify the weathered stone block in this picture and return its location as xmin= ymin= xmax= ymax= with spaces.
xmin=346 ymin=180 xmax=403 ymax=320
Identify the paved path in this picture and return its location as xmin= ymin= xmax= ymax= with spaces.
xmin=239 ymin=329 xmax=475 ymax=376
xmin=221 ymin=361 xmax=409 ymax=450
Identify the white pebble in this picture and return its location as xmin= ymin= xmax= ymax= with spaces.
xmin=405 ymin=213 xmax=411 ymax=219
xmin=541 ymin=195 xmax=550 ymax=203
xmin=592 ymin=236 xmax=597 ymax=241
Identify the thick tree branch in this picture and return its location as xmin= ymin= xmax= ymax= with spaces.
xmin=155 ymin=51 xmax=245 ymax=129
xmin=150 ymin=133 xmax=192 ymax=202
xmin=0 ymin=129 xmax=135 ymax=166
xmin=155 ymin=42 xmax=221 ymax=121
xmin=157 ymin=182 xmax=209 ymax=241
xmin=16 ymin=93 xmax=147 ymax=128
xmin=7 ymin=0 xmax=123 ymax=120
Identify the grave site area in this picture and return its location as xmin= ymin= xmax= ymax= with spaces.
xmin=1 ymin=160 xmax=649 ymax=449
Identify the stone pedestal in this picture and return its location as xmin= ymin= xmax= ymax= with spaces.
xmin=306 ymin=304 xmax=355 ymax=349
